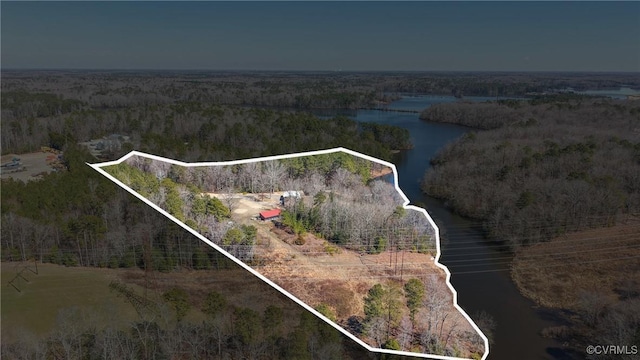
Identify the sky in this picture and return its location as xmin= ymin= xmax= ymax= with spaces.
xmin=2 ymin=1 xmax=639 ymax=72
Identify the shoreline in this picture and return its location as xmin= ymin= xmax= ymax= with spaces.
xmin=369 ymin=165 xmax=393 ymax=179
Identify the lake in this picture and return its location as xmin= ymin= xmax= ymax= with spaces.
xmin=566 ymin=86 xmax=640 ymax=100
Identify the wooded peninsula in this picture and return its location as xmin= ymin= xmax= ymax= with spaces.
xmin=420 ymin=94 xmax=640 ymax=358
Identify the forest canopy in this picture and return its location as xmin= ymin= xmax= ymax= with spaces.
xmin=421 ymin=97 xmax=640 ymax=247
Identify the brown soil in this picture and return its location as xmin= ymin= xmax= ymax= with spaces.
xmin=204 ymin=192 xmax=282 ymax=222
xmin=369 ymin=164 xmax=393 ymax=179
xmin=253 ymin=221 xmax=446 ymax=317
xmin=512 ymin=215 xmax=640 ymax=310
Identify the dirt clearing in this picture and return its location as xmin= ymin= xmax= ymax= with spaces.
xmin=1 ymin=152 xmax=61 ymax=182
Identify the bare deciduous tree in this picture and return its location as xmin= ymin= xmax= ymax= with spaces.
xmin=263 ymin=161 xmax=286 ymax=194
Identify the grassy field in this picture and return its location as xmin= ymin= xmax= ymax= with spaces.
xmin=1 ymin=262 xmax=140 ymax=343
xmin=120 ymin=265 xmax=305 ymax=331
xmin=512 ymin=215 xmax=640 ymax=310
xmin=1 ymin=261 xmax=305 ymax=345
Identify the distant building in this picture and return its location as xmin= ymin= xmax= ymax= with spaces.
xmin=259 ymin=209 xmax=281 ymax=220
xmin=100 ymin=134 xmax=130 ymax=153
xmin=79 ymin=134 xmax=131 ymax=158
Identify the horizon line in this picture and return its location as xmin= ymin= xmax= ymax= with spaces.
xmin=2 ymin=68 xmax=639 ymax=75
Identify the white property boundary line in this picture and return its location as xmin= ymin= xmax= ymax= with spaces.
xmin=89 ymin=147 xmax=490 ymax=360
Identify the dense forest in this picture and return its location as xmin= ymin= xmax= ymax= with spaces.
xmin=1 ymin=101 xmax=411 ymax=160
xmin=421 ymin=97 xmax=640 ymax=247
xmin=2 ymin=71 xmax=638 ymax=154
xmin=0 ymin=72 xmax=420 ymax=359
xmin=2 ymin=145 xmax=223 ymax=270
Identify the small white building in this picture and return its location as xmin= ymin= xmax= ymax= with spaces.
xmin=282 ymin=190 xmax=303 ymax=199
xmin=280 ymin=190 xmax=303 ymax=205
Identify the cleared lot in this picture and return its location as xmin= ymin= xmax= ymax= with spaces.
xmin=204 ymin=192 xmax=286 ymax=222
xmin=0 ymin=152 xmax=60 ymax=182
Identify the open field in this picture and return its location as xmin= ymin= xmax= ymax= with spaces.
xmin=512 ymin=215 xmax=640 ymax=310
xmin=257 ymin=223 xmax=443 ymax=314
xmin=2 ymin=261 xmax=309 ymax=344
xmin=120 ymin=266 xmax=304 ymax=331
xmin=1 ymin=262 xmax=141 ymax=343
xmin=0 ymin=152 xmax=60 ymax=182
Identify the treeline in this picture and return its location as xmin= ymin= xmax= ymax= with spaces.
xmin=2 ymin=103 xmax=410 ymax=161
xmin=1 ymin=124 xmax=411 ymax=271
xmin=375 ymin=72 xmax=640 ymax=98
xmin=421 ymin=97 xmax=640 ymax=247
xmin=361 ymin=123 xmax=413 ymax=150
xmin=1 ymin=71 xmax=380 ymax=111
xmin=3 ymin=70 xmax=633 ymax=155
xmin=1 ymin=285 xmax=373 ymax=360
xmin=419 ymin=94 xmax=631 ymax=129
xmin=1 ymin=91 xmax=87 ymax=118
xmin=420 ymin=101 xmax=521 ymax=129
xmin=105 ymin=161 xmax=259 ymax=263
xmin=4 ymin=71 xmax=637 ymax=111
xmin=281 ymin=151 xmax=377 ymax=181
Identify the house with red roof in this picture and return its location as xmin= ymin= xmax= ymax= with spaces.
xmin=259 ymin=208 xmax=281 ymax=220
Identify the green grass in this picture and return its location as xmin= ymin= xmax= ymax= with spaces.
xmin=1 ymin=262 xmax=141 ymax=343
